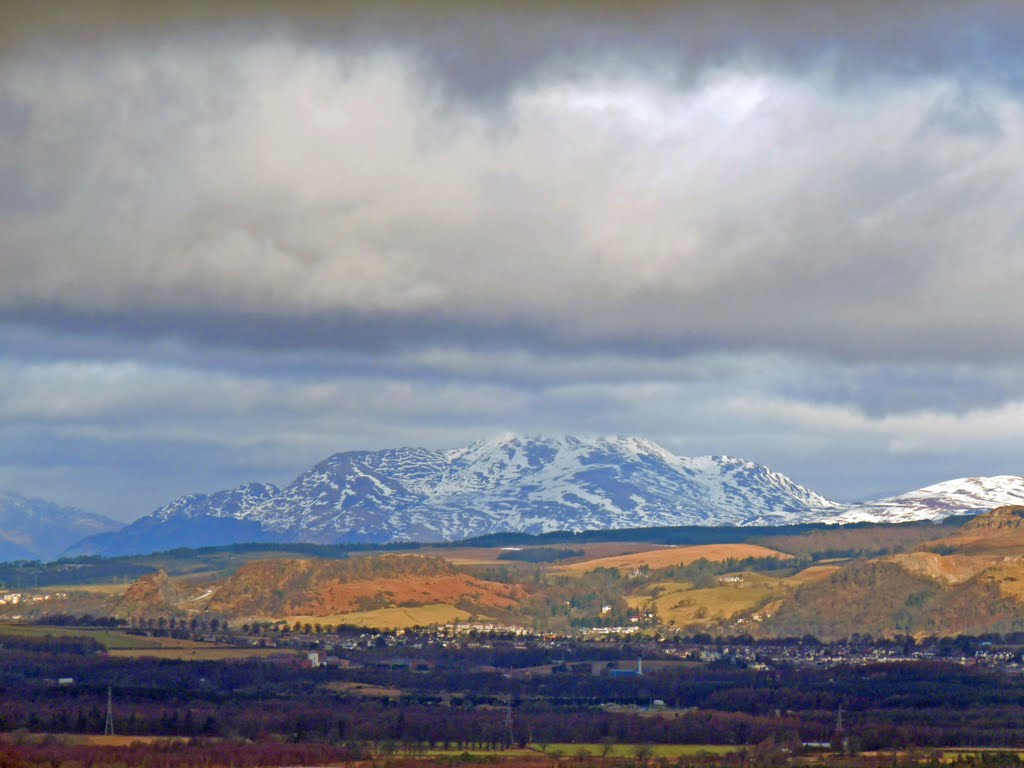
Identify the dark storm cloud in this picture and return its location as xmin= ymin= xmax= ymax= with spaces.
xmin=5 ymin=1 xmax=1024 ymax=85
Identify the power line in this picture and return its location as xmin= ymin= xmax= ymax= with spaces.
xmin=504 ymin=694 xmax=514 ymax=749
xmin=104 ymin=686 xmax=114 ymax=736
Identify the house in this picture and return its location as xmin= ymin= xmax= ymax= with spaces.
xmin=608 ymin=657 xmax=644 ymax=677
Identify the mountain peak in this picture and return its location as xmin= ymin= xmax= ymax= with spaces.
xmin=67 ymin=435 xmax=842 ymax=556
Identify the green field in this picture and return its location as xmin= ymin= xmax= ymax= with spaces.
xmin=0 ymin=623 xmax=167 ymax=649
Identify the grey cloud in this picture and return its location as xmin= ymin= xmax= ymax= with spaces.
xmin=5 ymin=2 xmax=1024 ymax=520
xmin=4 ymin=40 xmax=1024 ymax=364
xmin=4 ymin=348 xmax=1024 ymax=519
xmin=5 ymin=3 xmax=1024 ymax=92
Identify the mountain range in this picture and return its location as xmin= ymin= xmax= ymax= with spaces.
xmin=0 ymin=492 xmax=121 ymax=561
xmin=53 ymin=433 xmax=1023 ymax=559
xmin=831 ymin=476 xmax=1024 ymax=524
xmin=69 ymin=434 xmax=844 ymax=556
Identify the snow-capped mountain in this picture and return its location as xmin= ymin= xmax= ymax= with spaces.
xmin=68 ymin=434 xmax=843 ymax=556
xmin=0 ymin=492 xmax=121 ymax=561
xmin=151 ymin=482 xmax=282 ymax=522
xmin=822 ymin=476 xmax=1024 ymax=524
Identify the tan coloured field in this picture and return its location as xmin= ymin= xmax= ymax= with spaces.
xmin=293 ymin=603 xmax=474 ymax=629
xmin=787 ymin=564 xmax=842 ymax=583
xmin=558 ymin=543 xmax=792 ymax=573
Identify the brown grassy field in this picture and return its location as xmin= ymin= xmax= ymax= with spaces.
xmin=291 ymin=603 xmax=475 ymax=629
xmin=787 ymin=564 xmax=842 ymax=583
xmin=558 ymin=543 xmax=792 ymax=574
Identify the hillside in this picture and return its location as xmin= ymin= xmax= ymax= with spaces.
xmin=112 ymin=570 xmax=185 ymax=618
xmin=109 ymin=554 xmax=530 ymax=622
xmin=761 ymin=552 xmax=1024 ymax=640
xmin=961 ymin=505 xmax=1024 ymax=531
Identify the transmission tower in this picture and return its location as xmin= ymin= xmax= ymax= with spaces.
xmin=103 ymin=686 xmax=114 ymax=736
xmin=504 ymin=695 xmax=514 ymax=749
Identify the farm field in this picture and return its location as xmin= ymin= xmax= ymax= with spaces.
xmin=0 ymin=622 xmax=292 ymax=659
xmin=559 ymin=543 xmax=793 ymax=574
xmin=288 ymin=603 xmax=476 ymax=629
xmin=0 ymin=623 xmax=174 ymax=650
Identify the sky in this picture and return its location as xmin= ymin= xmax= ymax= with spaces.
xmin=3 ymin=1 xmax=1024 ymax=522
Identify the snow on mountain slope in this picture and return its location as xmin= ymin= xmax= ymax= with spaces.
xmin=415 ymin=434 xmax=843 ymax=538
xmin=822 ymin=476 xmax=1024 ymax=524
xmin=247 ymin=449 xmax=444 ymax=543
xmin=66 ymin=435 xmax=844 ymax=554
xmin=152 ymin=482 xmax=282 ymax=521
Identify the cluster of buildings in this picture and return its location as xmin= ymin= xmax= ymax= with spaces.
xmin=0 ymin=590 xmax=66 ymax=606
